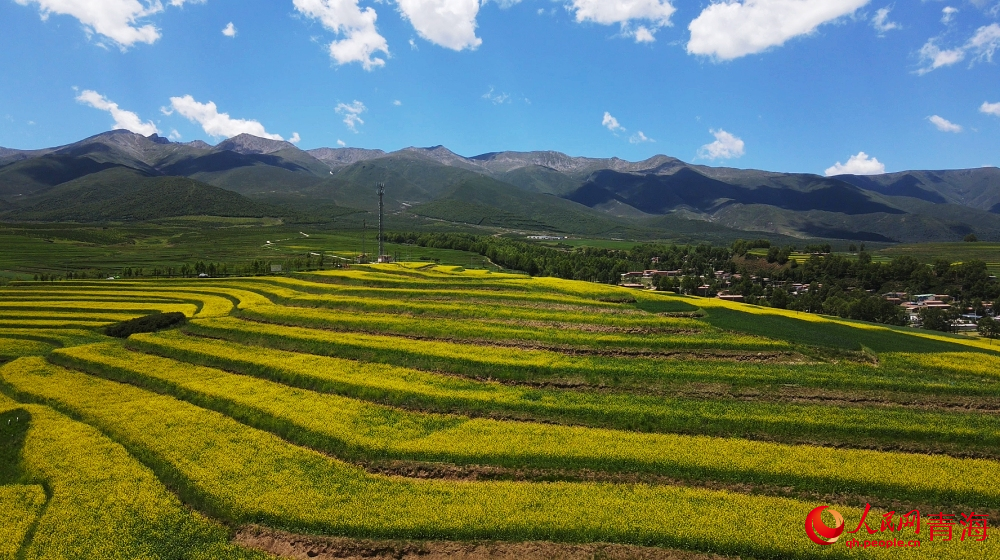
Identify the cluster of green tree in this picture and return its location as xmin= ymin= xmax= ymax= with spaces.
xmin=105 ymin=312 xmax=187 ymax=338
xmin=387 ymin=233 xmax=998 ymax=330
xmin=385 ymin=233 xmax=733 ymax=284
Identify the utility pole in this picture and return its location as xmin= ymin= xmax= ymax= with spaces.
xmin=361 ymin=220 xmax=366 ymax=263
xmin=377 ymin=183 xmax=385 ymax=260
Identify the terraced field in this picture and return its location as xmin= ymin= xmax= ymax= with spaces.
xmin=2 ymin=264 xmax=998 ymax=559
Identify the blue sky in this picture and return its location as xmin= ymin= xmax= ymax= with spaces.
xmin=1 ymin=0 xmax=999 ymax=175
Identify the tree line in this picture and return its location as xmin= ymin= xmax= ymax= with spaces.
xmin=387 ymin=232 xmax=998 ymax=330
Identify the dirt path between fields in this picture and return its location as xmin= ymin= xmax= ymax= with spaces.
xmin=234 ymin=527 xmax=733 ymax=560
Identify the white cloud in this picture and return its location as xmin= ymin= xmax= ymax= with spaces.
xmin=982 ymin=101 xmax=1000 ymax=116
xmin=482 ymin=87 xmax=510 ymax=104
xmin=687 ymin=0 xmax=869 ymax=60
xmin=289 ymin=132 xmax=302 ymax=144
xmin=393 ymin=100 xmax=402 ymax=106
xmin=337 ymin=139 xmax=347 ymax=146
xmin=917 ymin=23 xmax=1000 ymax=74
xmin=825 ymin=152 xmax=886 ymax=176
xmin=698 ymin=129 xmax=745 ymax=160
xmin=872 ymin=6 xmax=899 ymax=35
xmin=916 ymin=40 xmax=965 ymax=74
xmin=222 ymin=22 xmax=237 ymax=37
xmin=967 ymin=23 xmax=1000 ymax=64
xmin=630 ymin=131 xmax=654 ymax=144
xmin=166 ymin=95 xmax=283 ymax=140
xmin=75 ymin=89 xmax=159 ymax=135
xmin=397 ymin=0 xmax=482 ymax=51
xmin=12 ymin=0 xmax=203 ymax=49
xmin=168 ymin=128 xmax=182 ymax=141
xmin=568 ymin=0 xmax=676 ymax=43
xmin=942 ymin=6 xmax=958 ymax=24
xmin=14 ymin=0 xmax=161 ymax=48
xmin=634 ymin=26 xmax=656 ymax=43
xmin=928 ymin=115 xmax=963 ymax=133
xmin=293 ymin=0 xmax=389 ymax=70
xmin=336 ymin=100 xmax=366 ymax=132
xmin=602 ymin=112 xmax=625 ymax=133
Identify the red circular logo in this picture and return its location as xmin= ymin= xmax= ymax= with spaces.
xmin=806 ymin=506 xmax=845 ymax=545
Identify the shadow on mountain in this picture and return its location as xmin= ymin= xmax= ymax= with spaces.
xmin=836 ymin=174 xmax=948 ymax=204
xmin=0 ymin=155 xmax=132 ymax=197
xmin=798 ymin=225 xmax=896 ymax=242
xmin=161 ymin=151 xmax=310 ymax=176
xmin=566 ymin=168 xmax=906 ymax=216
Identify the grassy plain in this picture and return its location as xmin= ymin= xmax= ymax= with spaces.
xmin=0 ymin=220 xmax=489 ymax=280
xmin=1 ymin=264 xmax=999 ymax=558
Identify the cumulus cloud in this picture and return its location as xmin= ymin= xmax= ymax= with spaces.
xmin=687 ymin=0 xmax=869 ymax=60
xmin=928 ymin=115 xmax=963 ymax=133
xmin=168 ymin=129 xmax=182 ymax=141
xmin=917 ymin=23 xmax=1000 ymax=74
xmin=397 ymin=0 xmax=482 ymax=51
xmin=14 ymin=0 xmax=160 ymax=48
xmin=289 ymin=132 xmax=302 ymax=144
xmin=336 ymin=100 xmax=366 ymax=132
xmin=337 ymin=139 xmax=347 ymax=146
xmin=293 ymin=0 xmax=389 ymax=70
xmin=568 ymin=0 xmax=676 ymax=43
xmin=872 ymin=6 xmax=899 ymax=35
xmin=982 ymin=101 xmax=1000 ymax=116
xmin=602 ymin=112 xmax=625 ymax=133
xmin=393 ymin=100 xmax=402 ymax=106
xmin=75 ymin=89 xmax=159 ymax=135
xmin=698 ymin=129 xmax=745 ymax=160
xmin=630 ymin=131 xmax=654 ymax=144
xmin=825 ymin=152 xmax=885 ymax=176
xmin=166 ymin=95 xmax=283 ymax=140
xmin=12 ymin=0 xmax=204 ymax=48
xmin=942 ymin=6 xmax=958 ymax=24
xmin=222 ymin=22 xmax=237 ymax=37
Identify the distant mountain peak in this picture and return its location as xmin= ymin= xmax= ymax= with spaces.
xmin=214 ymin=134 xmax=298 ymax=155
xmin=306 ymin=147 xmax=386 ymax=168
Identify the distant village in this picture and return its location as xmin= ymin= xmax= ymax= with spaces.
xmin=620 ymin=267 xmax=995 ymax=332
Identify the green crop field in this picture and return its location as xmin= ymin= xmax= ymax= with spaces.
xmin=1 ymin=264 xmax=999 ymax=559
xmin=878 ymin=242 xmax=1000 ymax=274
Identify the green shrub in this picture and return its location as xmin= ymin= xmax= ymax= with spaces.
xmin=104 ymin=312 xmax=187 ymax=339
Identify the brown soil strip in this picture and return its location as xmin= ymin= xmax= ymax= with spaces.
xmin=491 ymin=319 xmax=701 ymax=335
xmin=678 ymin=383 xmax=1000 ymax=413
xmin=234 ymin=527 xmax=733 ymax=560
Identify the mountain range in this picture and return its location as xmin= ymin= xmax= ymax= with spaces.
xmin=2 ymin=129 xmax=999 ymax=243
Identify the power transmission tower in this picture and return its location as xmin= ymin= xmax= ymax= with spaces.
xmin=377 ymin=183 xmax=385 ymax=261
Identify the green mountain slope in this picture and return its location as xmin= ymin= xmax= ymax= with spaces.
xmin=2 ymin=168 xmax=279 ymax=222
